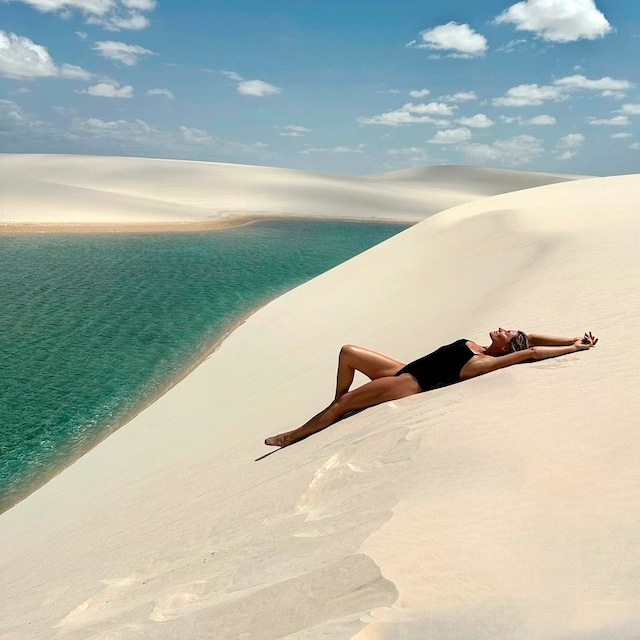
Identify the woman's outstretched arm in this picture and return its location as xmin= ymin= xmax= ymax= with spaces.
xmin=527 ymin=332 xmax=583 ymax=346
xmin=466 ymin=332 xmax=598 ymax=378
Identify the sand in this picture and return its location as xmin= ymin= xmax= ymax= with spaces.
xmin=0 ymin=154 xmax=579 ymax=230
xmin=1 ymin=155 xmax=639 ymax=640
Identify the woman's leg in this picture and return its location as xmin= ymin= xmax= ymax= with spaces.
xmin=334 ymin=344 xmax=406 ymax=401
xmin=265 ymin=374 xmax=419 ymax=448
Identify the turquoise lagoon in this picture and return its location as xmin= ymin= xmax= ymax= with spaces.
xmin=0 ymin=219 xmax=409 ymax=512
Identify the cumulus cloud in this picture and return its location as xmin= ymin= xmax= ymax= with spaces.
xmin=409 ymin=88 xmax=430 ymax=98
xmin=7 ymin=0 xmax=156 ymax=30
xmin=0 ymin=30 xmax=93 ymax=80
xmin=555 ymin=132 xmax=585 ymax=160
xmin=461 ymin=134 xmax=543 ymax=166
xmin=81 ymin=80 xmax=133 ymax=98
xmin=179 ymin=125 xmax=213 ymax=143
xmin=588 ymin=115 xmax=629 ymax=126
xmin=413 ymin=22 xmax=487 ymax=58
xmin=527 ymin=114 xmax=557 ymax=125
xmin=146 ymin=87 xmax=174 ymax=99
xmin=611 ymin=132 xmax=632 ymax=139
xmin=555 ymin=74 xmax=631 ymax=95
xmin=457 ymin=114 xmax=494 ymax=128
xmin=620 ymin=104 xmax=640 ymax=115
xmin=493 ymin=83 xmax=565 ymax=107
xmin=441 ymin=91 xmax=478 ymax=102
xmin=358 ymin=102 xmax=454 ymax=126
xmin=559 ymin=133 xmax=585 ymax=147
xmin=428 ymin=127 xmax=472 ymax=145
xmin=629 ymin=142 xmax=640 ymax=150
xmin=93 ymin=40 xmax=153 ymax=65
xmin=278 ymin=125 xmax=313 ymax=137
xmin=493 ymin=74 xmax=629 ymax=108
xmin=495 ymin=0 xmax=612 ymax=43
xmin=71 ymin=115 xmax=156 ymax=142
xmin=221 ymin=70 xmax=281 ymax=97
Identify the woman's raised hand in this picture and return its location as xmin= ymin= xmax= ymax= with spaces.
xmin=574 ymin=332 xmax=598 ymax=350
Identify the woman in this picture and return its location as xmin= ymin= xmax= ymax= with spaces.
xmin=264 ymin=329 xmax=598 ymax=448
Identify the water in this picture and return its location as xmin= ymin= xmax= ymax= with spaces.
xmin=0 ymin=219 xmax=409 ymax=512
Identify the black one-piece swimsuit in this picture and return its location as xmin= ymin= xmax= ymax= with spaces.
xmin=394 ymin=339 xmax=476 ymax=392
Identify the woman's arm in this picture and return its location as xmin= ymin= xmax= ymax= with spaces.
xmin=465 ymin=333 xmax=597 ymax=378
xmin=531 ymin=332 xmax=598 ymax=360
xmin=526 ymin=332 xmax=581 ymax=347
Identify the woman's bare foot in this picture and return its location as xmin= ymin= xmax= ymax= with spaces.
xmin=264 ymin=432 xmax=293 ymax=447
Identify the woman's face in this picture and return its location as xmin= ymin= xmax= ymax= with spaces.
xmin=489 ymin=327 xmax=518 ymax=351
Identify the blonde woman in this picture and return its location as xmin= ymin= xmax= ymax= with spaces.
xmin=265 ymin=329 xmax=597 ymax=448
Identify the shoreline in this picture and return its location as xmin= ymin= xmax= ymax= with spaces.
xmin=0 ymin=213 xmax=417 ymax=235
xmin=2 ymin=215 xmax=413 ymax=514
xmin=2 ymin=290 xmax=272 ymax=514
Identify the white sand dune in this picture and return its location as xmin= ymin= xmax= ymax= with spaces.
xmin=0 ymin=154 xmax=582 ymax=228
xmin=1 ymin=160 xmax=639 ymax=639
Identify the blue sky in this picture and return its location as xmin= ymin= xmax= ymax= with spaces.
xmin=1 ymin=0 xmax=639 ymax=175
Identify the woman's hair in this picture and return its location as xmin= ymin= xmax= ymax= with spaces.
xmin=508 ymin=330 xmax=529 ymax=353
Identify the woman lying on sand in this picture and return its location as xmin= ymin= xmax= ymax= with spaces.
xmin=265 ymin=329 xmax=598 ymax=448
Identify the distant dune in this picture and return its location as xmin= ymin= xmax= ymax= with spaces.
xmin=367 ymin=164 xmax=584 ymax=194
xmin=0 ymin=154 xmax=585 ymax=229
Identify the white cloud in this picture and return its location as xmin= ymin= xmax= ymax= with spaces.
xmin=493 ymin=83 xmax=565 ymax=107
xmin=146 ymin=87 xmax=174 ymax=99
xmin=629 ymin=143 xmax=640 ymax=150
xmin=386 ymin=147 xmax=429 ymax=164
xmin=559 ymin=133 xmax=585 ymax=147
xmin=76 ymin=31 xmax=87 ymax=39
xmin=620 ymin=104 xmax=640 ymax=115
xmin=122 ymin=0 xmax=155 ymax=9
xmin=359 ymin=101 xmax=454 ymax=126
xmin=0 ymin=30 xmax=92 ymax=80
xmin=300 ymin=144 xmax=365 ymax=154
xmin=278 ymin=125 xmax=313 ymax=137
xmin=495 ymin=38 xmax=528 ymax=53
xmin=428 ymin=127 xmax=472 ymax=145
xmin=415 ymin=22 xmax=487 ymax=57
xmin=555 ymin=134 xmax=582 ymax=163
xmin=93 ymin=40 xmax=153 ymax=65
xmin=527 ymin=114 xmax=556 ymax=125
xmin=221 ymin=70 xmax=281 ymax=97
xmin=495 ymin=0 xmax=612 ymax=43
xmin=461 ymin=134 xmax=543 ymax=166
xmin=9 ymin=0 xmax=156 ymax=30
xmin=457 ymin=113 xmax=494 ymax=128
xmin=499 ymin=114 xmax=557 ymax=125
xmin=97 ymin=13 xmax=149 ymax=29
xmin=70 ymin=116 xmax=158 ymax=143
xmin=588 ymin=115 xmax=629 ymax=126
xmin=554 ymin=74 xmax=632 ymax=95
xmin=238 ymin=79 xmax=280 ymax=96
xmin=611 ymin=132 xmax=632 ymax=139
xmin=441 ymin=91 xmax=477 ymax=102
xmin=81 ymin=80 xmax=133 ymax=98
xmin=179 ymin=125 xmax=212 ymax=143
xmin=409 ymin=88 xmax=430 ymax=98
xmin=386 ymin=146 xmax=426 ymax=156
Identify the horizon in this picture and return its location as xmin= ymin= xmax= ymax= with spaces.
xmin=1 ymin=0 xmax=639 ymax=176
